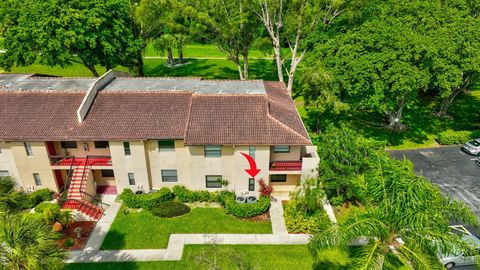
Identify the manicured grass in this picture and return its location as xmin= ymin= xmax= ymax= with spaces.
xmin=299 ymin=89 xmax=480 ymax=150
xmin=0 ymin=58 xmax=276 ymax=80
xmin=144 ymin=43 xmax=271 ymax=59
xmin=100 ymin=207 xmax=272 ymax=250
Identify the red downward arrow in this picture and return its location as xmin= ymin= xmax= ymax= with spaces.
xmin=240 ymin=152 xmax=261 ymax=177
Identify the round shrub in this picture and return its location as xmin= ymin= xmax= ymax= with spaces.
xmin=224 ymin=196 xmax=270 ymax=218
xmin=150 ymin=201 xmax=191 ymax=218
xmin=436 ymin=130 xmax=480 ymax=145
xmin=120 ymin=188 xmax=175 ymax=209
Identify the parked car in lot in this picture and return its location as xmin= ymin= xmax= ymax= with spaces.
xmin=461 ymin=139 xmax=480 ymax=155
xmin=477 ymin=157 xmax=480 ymax=167
xmin=439 ymin=227 xmax=480 ymax=269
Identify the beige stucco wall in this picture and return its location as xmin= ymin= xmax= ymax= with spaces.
xmin=92 ymin=169 xmax=116 ymax=186
xmin=52 ymin=141 xmax=111 ymax=157
xmin=9 ymin=142 xmax=58 ymax=192
xmin=110 ymin=141 xmax=150 ymax=192
xmin=0 ymin=142 xmax=21 ymax=187
xmin=270 ymin=145 xmax=301 ymax=161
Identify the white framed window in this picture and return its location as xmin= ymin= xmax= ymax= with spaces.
xmin=61 ymin=141 xmax=77 ymax=149
xmin=249 ymin=146 xmax=255 ymax=159
xmin=273 ymin=145 xmax=290 ymax=153
xmin=206 ymin=175 xmax=222 ymax=188
xmin=205 ymin=146 xmax=221 ymax=157
xmin=271 ymin=174 xmax=287 ymax=182
xmin=0 ymin=170 xmax=9 ymax=177
xmin=248 ymin=178 xmax=255 ymax=191
xmin=128 ymin=172 xmax=135 ymax=185
xmin=33 ymin=173 xmax=42 ymax=186
xmin=161 ymin=170 xmax=178 ymax=182
xmin=24 ymin=143 xmax=33 ymax=156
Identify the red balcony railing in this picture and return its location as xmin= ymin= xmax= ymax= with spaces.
xmin=270 ymin=160 xmax=302 ymax=171
xmin=50 ymin=156 xmax=112 ymax=166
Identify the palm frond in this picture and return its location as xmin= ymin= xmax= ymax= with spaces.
xmin=397 ymin=244 xmax=444 ymax=270
xmin=351 ymin=237 xmax=385 ymax=270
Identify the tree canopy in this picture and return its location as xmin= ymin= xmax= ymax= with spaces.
xmin=0 ymin=0 xmax=143 ymax=76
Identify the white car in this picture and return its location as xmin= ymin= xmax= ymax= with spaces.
xmin=439 ymin=226 xmax=480 ymax=269
xmin=461 ymin=139 xmax=480 ymax=155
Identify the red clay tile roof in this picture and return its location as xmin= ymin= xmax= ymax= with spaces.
xmin=0 ymin=81 xmax=311 ymax=145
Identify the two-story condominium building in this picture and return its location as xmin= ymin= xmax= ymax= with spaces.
xmin=0 ymin=71 xmax=319 ymax=205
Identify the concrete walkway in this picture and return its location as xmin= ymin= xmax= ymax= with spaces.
xmin=83 ymin=195 xmax=121 ymax=251
xmin=67 ymin=197 xmax=311 ymax=263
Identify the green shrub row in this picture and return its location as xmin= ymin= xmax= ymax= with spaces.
xmin=21 ymin=189 xmax=53 ymax=209
xmin=172 ymin=185 xmax=234 ymax=205
xmin=150 ymin=201 xmax=191 ymax=218
xmin=224 ymin=196 xmax=270 ymax=218
xmin=436 ymin=129 xmax=480 ymax=145
xmin=34 ymin=202 xmax=72 ymax=225
xmin=120 ymin=188 xmax=175 ymax=209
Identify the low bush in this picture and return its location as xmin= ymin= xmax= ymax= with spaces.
xmin=224 ymin=196 xmax=270 ymax=218
xmin=436 ymin=130 xmax=480 ymax=145
xmin=21 ymin=189 xmax=53 ymax=209
xmin=172 ymin=185 xmax=235 ymax=205
xmin=34 ymin=202 xmax=61 ymax=225
xmin=283 ymin=200 xmax=330 ymax=234
xmin=64 ymin=238 xmax=75 ymax=248
xmin=150 ymin=201 xmax=191 ymax=218
xmin=119 ymin=188 xmax=175 ymax=209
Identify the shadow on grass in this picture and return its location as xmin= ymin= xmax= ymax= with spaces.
xmin=98 ymin=228 xmax=126 ymax=250
xmin=64 ymin=262 xmax=139 ymax=270
xmin=144 ymin=58 xmax=277 ymax=80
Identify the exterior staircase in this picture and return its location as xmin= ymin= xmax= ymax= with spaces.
xmin=61 ymin=164 xmax=105 ymax=221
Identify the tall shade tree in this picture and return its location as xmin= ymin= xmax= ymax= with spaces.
xmin=136 ymin=0 xmax=191 ymax=67
xmin=315 ymin=8 xmax=431 ymax=130
xmin=255 ymin=0 xmax=355 ymax=93
xmin=0 ymin=0 xmax=143 ymax=77
xmin=0 ymin=213 xmax=66 ymax=270
xmin=309 ymin=154 xmax=479 ymax=270
xmin=193 ymin=0 xmax=259 ymax=80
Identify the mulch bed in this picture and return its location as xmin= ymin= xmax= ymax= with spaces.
xmin=242 ymin=211 xmax=271 ymax=222
xmin=57 ymin=221 xmax=95 ymax=251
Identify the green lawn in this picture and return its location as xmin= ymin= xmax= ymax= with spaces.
xmin=144 ymin=43 xmax=271 ymax=59
xmin=100 ymin=207 xmax=272 ymax=250
xmin=0 ymin=58 xmax=276 ymax=80
xmin=299 ymin=88 xmax=480 ymax=150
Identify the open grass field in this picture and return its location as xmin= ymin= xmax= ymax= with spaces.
xmin=143 ymin=43 xmax=271 ymax=59
xmin=0 ymin=58 xmax=277 ymax=80
xmin=100 ymin=207 xmax=272 ymax=250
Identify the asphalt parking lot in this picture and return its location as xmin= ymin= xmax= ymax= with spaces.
xmin=390 ymin=146 xmax=480 ymax=270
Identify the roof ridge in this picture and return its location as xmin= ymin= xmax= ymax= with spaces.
xmin=183 ymin=95 xmax=194 ymax=139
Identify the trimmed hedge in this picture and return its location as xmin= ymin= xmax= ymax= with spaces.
xmin=120 ymin=188 xmax=175 ymax=209
xmin=436 ymin=130 xmax=480 ymax=145
xmin=224 ymin=196 xmax=270 ymax=218
xmin=150 ymin=201 xmax=191 ymax=218
xmin=21 ymin=189 xmax=53 ymax=209
xmin=172 ymin=185 xmax=234 ymax=205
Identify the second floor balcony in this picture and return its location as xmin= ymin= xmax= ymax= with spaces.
xmin=50 ymin=155 xmax=112 ymax=167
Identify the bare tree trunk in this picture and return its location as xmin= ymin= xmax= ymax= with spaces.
xmin=387 ymin=96 xmax=407 ymax=132
xmin=273 ymin=45 xmax=283 ymax=82
xmin=235 ymin=61 xmax=245 ymax=80
xmin=178 ymin=43 xmax=184 ymax=64
xmin=242 ymin=49 xmax=249 ymax=80
xmin=437 ymin=75 xmax=470 ymax=116
xmin=79 ymin=56 xmax=100 ymax=77
xmin=136 ymin=53 xmax=144 ymax=77
xmin=167 ymin=47 xmax=174 ymax=67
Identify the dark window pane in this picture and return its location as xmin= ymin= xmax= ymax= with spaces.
xmin=95 ymin=141 xmax=109 ymax=148
xmin=61 ymin=141 xmax=77 ymax=149
xmin=249 ymin=178 xmax=255 ymax=191
xmin=249 ymin=146 xmax=255 ymax=159
xmin=101 ymin=169 xmax=114 ymax=177
xmin=128 ymin=172 xmax=135 ymax=185
xmin=270 ymin=174 xmax=287 ymax=182
xmin=159 ymin=140 xmax=175 ymax=152
xmin=33 ymin=173 xmax=42 ymax=186
xmin=123 ymin=142 xmax=131 ymax=156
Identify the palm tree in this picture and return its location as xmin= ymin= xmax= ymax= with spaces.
xmin=0 ymin=213 xmax=67 ymax=270
xmin=309 ymin=155 xmax=478 ymax=269
xmin=0 ymin=176 xmax=24 ymax=212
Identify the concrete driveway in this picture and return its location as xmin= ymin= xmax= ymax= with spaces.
xmin=390 ymin=146 xmax=480 ymax=270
